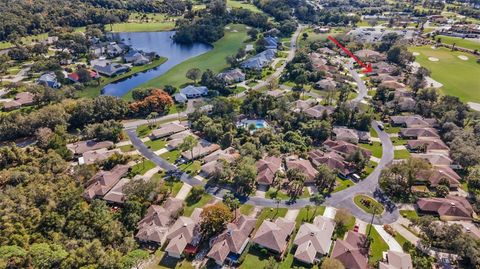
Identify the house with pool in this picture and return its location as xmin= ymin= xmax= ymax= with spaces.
xmin=236 ymin=119 xmax=269 ymax=131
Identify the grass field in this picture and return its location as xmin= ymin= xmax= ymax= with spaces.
xmin=0 ymin=27 xmax=84 ymax=50
xmin=254 ymin=207 xmax=288 ymax=230
xmin=144 ymin=139 xmax=167 ymax=151
xmin=394 ymin=149 xmax=411 ymax=159
xmin=409 ymin=46 xmax=480 ymax=103
xmin=354 ymin=194 xmax=385 ymax=214
xmin=184 ymin=193 xmax=213 ymax=217
xmin=239 ymin=204 xmax=254 ymax=216
xmin=136 ymin=24 xmax=249 ymax=91
xmin=333 ymin=177 xmax=355 ymax=193
xmin=130 ymin=159 xmax=156 ymax=175
xmin=227 ymin=0 xmax=262 ymax=12
xmin=367 ymin=225 xmax=389 ymax=264
xmin=359 ymin=142 xmax=382 ymax=158
xmin=437 ymin=35 xmax=480 ymax=51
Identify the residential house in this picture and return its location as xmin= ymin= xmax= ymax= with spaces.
xmin=331 ymin=231 xmax=369 ymax=269
xmin=354 ymin=49 xmax=386 ymax=62
xmin=333 ymin=127 xmax=371 ymax=144
xmin=80 ymin=148 xmax=121 ymax=165
xmin=67 ymin=140 xmax=114 ymax=156
xmin=379 ymin=250 xmax=413 ymax=269
xmin=309 ymin=149 xmax=353 ymax=178
xmin=180 ymin=139 xmax=220 ymax=161
xmin=316 ymin=78 xmax=337 ymax=90
xmin=217 ymin=68 xmax=246 ymax=84
xmin=103 ymin=178 xmax=130 ymax=204
xmin=179 ymin=85 xmax=208 ymax=99
xmin=390 ymin=115 xmax=436 ymax=128
xmin=292 ymin=99 xmax=317 ymax=112
xmin=285 ymin=156 xmax=317 ymax=184
xmin=406 ymin=139 xmax=449 ymax=154
xmin=240 ymin=49 xmax=276 ymax=70
xmin=264 ymin=36 xmax=279 ymax=49
xmin=323 ymin=139 xmax=372 ymax=159
xmin=106 ymin=42 xmax=124 ymax=57
xmin=83 ymin=164 xmax=130 ymax=201
xmin=399 ymin=128 xmax=440 ymax=140
xmin=201 ymin=147 xmax=240 ymax=177
xmin=417 ymin=195 xmax=474 ymax=221
xmin=68 ymin=70 xmax=99 ymax=82
xmin=374 ymin=61 xmax=397 ymax=75
xmin=166 ymin=130 xmax=196 ymax=150
xmin=207 ymin=214 xmax=257 ymax=265
xmin=304 ymin=105 xmax=334 ymax=119
xmin=38 ymin=72 xmax=61 ymax=88
xmin=92 ymin=60 xmax=130 ymax=77
xmin=252 ymin=218 xmax=296 ymax=256
xmin=265 ymin=89 xmax=285 ymax=98
xmin=417 ymin=167 xmax=461 ymax=190
xmin=256 ymin=156 xmax=283 ymax=186
xmin=2 ymin=92 xmax=35 ymax=111
xmin=387 ymin=96 xmax=416 ymax=112
xmin=411 ymin=153 xmax=454 ymax=167
xmin=165 ymin=208 xmax=203 ymax=258
xmin=318 ymin=47 xmax=336 ymax=55
xmin=293 ymin=216 xmax=335 ymax=264
xmin=136 ymin=198 xmax=184 ymax=246
xmin=150 ymin=122 xmax=188 ymax=140
xmin=173 ymin=93 xmax=188 ymax=104
xmin=380 ymin=80 xmax=407 ymax=90
xmin=124 ymin=50 xmax=151 ymax=65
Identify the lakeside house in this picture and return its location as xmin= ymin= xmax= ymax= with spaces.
xmin=175 ymin=85 xmax=209 ymax=102
xmin=37 ymin=72 xmax=61 ymax=88
xmin=240 ymin=49 xmax=276 ymax=70
xmin=68 ymin=69 xmax=99 ymax=82
xmin=124 ymin=50 xmax=152 ymax=65
xmin=292 ymin=216 xmax=335 ymax=264
xmin=91 ymin=59 xmax=130 ymax=77
xmin=216 ymin=68 xmax=246 ymax=84
xmin=252 ymin=217 xmax=296 ymax=256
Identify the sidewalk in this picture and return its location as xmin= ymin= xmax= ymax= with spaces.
xmin=374 ymin=224 xmax=403 ymax=252
xmin=175 ymin=183 xmax=191 ymax=200
xmin=323 ymin=206 xmax=337 ymax=219
xmin=285 ymin=209 xmax=300 ymax=221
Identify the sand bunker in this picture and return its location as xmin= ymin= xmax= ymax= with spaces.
xmin=430 ymin=46 xmax=438 ymax=50
xmin=458 ymin=55 xmax=469 ymax=61
xmin=412 ymin=52 xmax=420 ymax=56
xmin=428 ymin=57 xmax=439 ymax=62
xmin=468 ymin=102 xmax=480 ymax=112
xmin=224 ymin=26 xmax=230 ymax=29
xmin=231 ymin=30 xmax=238 ymax=32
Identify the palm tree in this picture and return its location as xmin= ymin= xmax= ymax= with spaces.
xmin=179 ymin=135 xmax=198 ymax=161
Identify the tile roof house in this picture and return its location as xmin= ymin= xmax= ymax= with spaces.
xmin=256 ymin=156 xmax=283 ymax=186
xmin=83 ymin=164 xmax=130 ymax=201
xmin=309 ymin=149 xmax=353 ymax=178
xmin=106 ymin=42 xmax=124 ymax=57
xmin=67 ymin=140 xmax=114 ymax=155
xmin=380 ymin=80 xmax=407 ymax=90
xmin=318 ymin=47 xmax=336 ymax=55
xmin=417 ymin=166 xmax=461 ymax=189
xmin=323 ymin=139 xmax=372 ymax=159
xmin=331 ymin=231 xmax=369 ymax=269
xmin=387 ymin=96 xmax=416 ymax=112
xmin=201 ymin=147 xmax=240 ymax=176
xmin=285 ymin=156 xmax=318 ymax=183
xmin=354 ymin=49 xmax=386 ymax=62
xmin=390 ymin=115 xmax=436 ymax=128
xmin=180 ymin=139 xmax=221 ymax=161
xmin=150 ymin=122 xmax=188 ymax=139
xmin=136 ymin=198 xmax=184 ymax=245
xmin=293 ymin=216 xmax=336 ymax=264
xmin=379 ymin=250 xmax=413 ymax=269
xmin=179 ymin=85 xmax=209 ymax=98
xmin=80 ymin=148 xmax=121 ymax=165
xmin=374 ymin=61 xmax=397 ymax=75
xmin=411 ymin=153 xmax=453 ymax=167
xmin=207 ymin=214 xmax=257 ymax=265
xmin=333 ymin=127 xmax=371 ymax=144
xmin=103 ymin=177 xmax=130 ymax=204
xmin=316 ymin=78 xmax=338 ymax=90
xmin=166 ymin=130 xmax=196 ymax=150
xmin=216 ymin=68 xmax=246 ymax=84
xmin=38 ymin=72 xmax=61 ymax=88
xmin=165 ymin=208 xmax=203 ymax=258
xmin=240 ymin=49 xmax=276 ymax=70
xmin=417 ymin=195 xmax=474 ymax=221
xmin=304 ymin=105 xmax=334 ymax=119
xmin=68 ymin=69 xmax=99 ymax=82
xmin=252 ymin=217 xmax=296 ymax=255
xmin=292 ymin=99 xmax=317 ymax=112
xmin=406 ymin=139 xmax=449 ymax=154
xmin=2 ymin=92 xmax=35 ymax=111
xmin=399 ymin=128 xmax=440 ymax=139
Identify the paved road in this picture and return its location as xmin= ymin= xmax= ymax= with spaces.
xmin=348 ymin=62 xmax=368 ymax=103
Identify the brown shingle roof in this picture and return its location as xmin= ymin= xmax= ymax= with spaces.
xmin=331 ymin=231 xmax=368 ymax=269
xmin=406 ymin=139 xmax=449 ymax=153
xmin=417 ymin=195 xmax=473 ymax=219
xmin=417 ymin=167 xmax=461 ymax=188
xmin=181 ymin=139 xmax=220 ymax=161
xmin=390 ymin=115 xmax=436 ymax=128
xmin=83 ymin=164 xmax=130 ymax=200
xmin=304 ymin=105 xmax=334 ymax=119
xmin=309 ymin=149 xmax=352 ymax=176
xmin=323 ymin=139 xmax=372 ymax=159
xmin=151 ymin=122 xmax=188 ymax=139
xmin=81 ymin=148 xmax=121 ymax=165
xmin=411 ymin=153 xmax=452 ymax=167
xmin=165 ymin=208 xmax=203 ymax=256
xmin=252 ymin=218 xmax=295 ymax=253
xmin=400 ymin=128 xmax=440 ymax=139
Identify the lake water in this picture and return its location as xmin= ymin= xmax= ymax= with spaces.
xmin=101 ymin=31 xmax=212 ymax=97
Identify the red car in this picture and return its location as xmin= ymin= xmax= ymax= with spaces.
xmin=354 ymin=224 xmax=359 ymax=232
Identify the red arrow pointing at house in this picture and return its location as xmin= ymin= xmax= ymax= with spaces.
xmin=327 ymin=36 xmax=373 ymax=74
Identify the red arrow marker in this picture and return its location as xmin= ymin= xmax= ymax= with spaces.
xmin=327 ymin=36 xmax=373 ymax=74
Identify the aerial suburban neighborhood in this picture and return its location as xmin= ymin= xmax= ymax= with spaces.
xmin=0 ymin=0 xmax=479 ymax=268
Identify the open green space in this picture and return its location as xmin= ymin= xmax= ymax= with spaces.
xmin=145 ymin=139 xmax=167 ymax=151
xmin=135 ymin=24 xmax=249 ymax=94
xmin=409 ymin=46 xmax=480 ymax=102
xmin=0 ymin=27 xmax=85 ymax=50
xmin=130 ymin=159 xmax=156 ymax=176
xmin=254 ymin=207 xmax=288 ymax=230
xmin=333 ymin=177 xmax=355 ymax=193
xmin=359 ymin=142 xmax=382 ymax=158
xmin=146 ymin=249 xmax=194 ymax=269
xmin=118 ymin=144 xmax=135 ymax=152
xmin=239 ymin=204 xmax=254 ymax=216
xmin=178 ymin=160 xmax=201 ymax=176
xmin=400 ymin=209 xmax=419 ymax=221
xmin=111 ymin=22 xmax=176 ymax=32
xmin=160 ymin=150 xmax=181 ymax=164
xmin=367 ymin=224 xmax=389 ymax=264
xmin=76 ymin=57 xmax=167 ymax=98
xmin=437 ymin=35 xmax=480 ymax=51
xmin=394 ymin=231 xmax=408 ymax=248
xmin=353 ymin=194 xmax=385 ymax=215
xmin=394 ymin=149 xmax=410 ymax=159
xmin=295 ymin=206 xmax=326 ymax=228
xmin=227 ymin=0 xmax=262 ymax=12
xmin=184 ymin=193 xmax=213 ymax=217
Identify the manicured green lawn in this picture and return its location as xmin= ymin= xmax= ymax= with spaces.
xmin=353 ymin=194 xmax=385 ymax=215
xmin=359 ymin=142 xmax=382 ymax=158
xmin=118 ymin=144 xmax=135 ymax=152
xmin=385 ymin=125 xmax=401 ymax=134
xmin=391 ymin=137 xmax=408 ymax=146
xmin=295 ymin=206 xmax=326 ymax=228
xmin=409 ymin=46 xmax=480 ymax=102
xmin=145 ymin=139 xmax=167 ymax=151
xmin=362 ymin=161 xmax=378 ymax=177
xmin=437 ymin=35 xmax=480 ymax=51
xmin=254 ymin=207 xmax=288 ymax=230
xmin=394 ymin=149 xmax=411 ymax=159
xmin=111 ymin=22 xmax=176 ymax=32
xmin=130 ymin=159 xmax=156 ymax=175
xmin=369 ymin=126 xmax=379 ymax=138
xmin=334 ymin=214 xmax=356 ymax=239
xmin=333 ymin=177 xmax=355 ymax=193
xmin=76 ymin=57 xmax=167 ymax=98
xmin=394 ymin=231 xmax=408 ymax=248
xmin=184 ymin=193 xmax=213 ymax=217
xmin=137 ymin=24 xmax=249 ymax=90
xmin=146 ymin=249 xmax=194 ymax=269
xmin=136 ymin=124 xmax=154 ymax=138
xmin=239 ymin=245 xmax=269 ymax=269
xmin=227 ymin=0 xmax=262 ymax=12
xmin=160 ymin=150 xmax=181 ymax=164
xmin=367 ymin=224 xmax=389 ymax=265
xmin=239 ymin=204 xmax=255 ymax=216
xmin=178 ymin=161 xmax=202 ymax=176
xmin=400 ymin=210 xmax=419 ymax=221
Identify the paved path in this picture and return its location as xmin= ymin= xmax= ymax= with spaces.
xmin=355 ymin=219 xmax=368 ymax=234
xmin=391 ymin=222 xmax=420 ymax=245
xmin=323 ymin=206 xmax=337 ymax=219
xmin=175 ymin=183 xmax=192 ymax=200
xmin=348 ymin=62 xmax=368 ymax=103
xmin=284 ymin=209 xmax=300 ymax=221
xmin=374 ymin=224 xmax=403 ymax=252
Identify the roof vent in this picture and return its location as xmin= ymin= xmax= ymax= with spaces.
xmin=183 ymin=223 xmax=188 ymax=227
xmin=310 ymin=232 xmax=315 ymax=236
xmin=450 ymin=202 xmax=456 ymax=207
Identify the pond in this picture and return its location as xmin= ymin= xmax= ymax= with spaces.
xmin=101 ymin=31 xmax=212 ymax=97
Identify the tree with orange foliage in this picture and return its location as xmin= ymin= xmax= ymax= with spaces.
xmin=129 ymin=89 xmax=173 ymax=117
xmin=199 ymin=203 xmax=233 ymax=238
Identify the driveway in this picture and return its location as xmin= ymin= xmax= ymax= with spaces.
xmin=374 ymin=224 xmax=403 ymax=252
